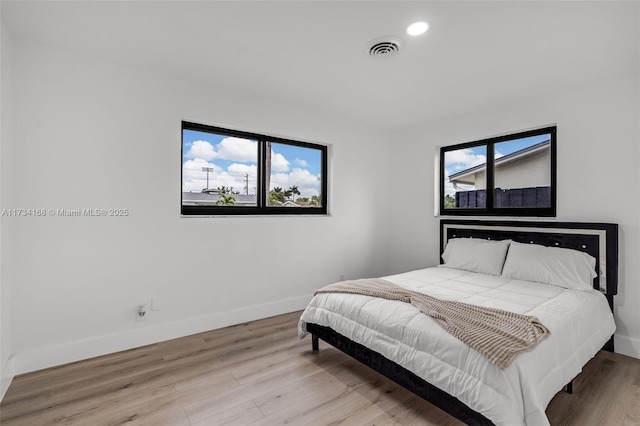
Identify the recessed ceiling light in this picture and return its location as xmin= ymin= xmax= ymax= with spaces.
xmin=406 ymin=21 xmax=429 ymax=36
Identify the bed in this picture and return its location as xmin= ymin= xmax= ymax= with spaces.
xmin=298 ymin=220 xmax=618 ymax=425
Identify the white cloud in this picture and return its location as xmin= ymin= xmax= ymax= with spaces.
xmin=184 ymin=137 xmax=257 ymax=163
xmin=185 ymin=140 xmax=217 ymax=161
xmin=228 ymin=163 xmax=257 ymax=175
xmin=270 ymin=168 xmax=320 ymax=198
xmin=183 ymin=139 xmax=320 ymax=197
xmin=444 ymin=148 xmax=486 ymax=168
xmin=182 ymin=158 xmax=222 ymax=176
xmin=226 ymin=163 xmax=258 ymax=193
xmin=271 ymin=151 xmax=289 ymax=172
xmin=182 ymin=158 xmax=221 ymax=192
xmin=217 ymin=137 xmax=257 ymax=162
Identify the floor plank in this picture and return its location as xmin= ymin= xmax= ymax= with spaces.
xmin=2 ymin=311 xmax=639 ymax=425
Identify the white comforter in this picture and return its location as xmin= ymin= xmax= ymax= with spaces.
xmin=298 ymin=266 xmax=616 ymax=426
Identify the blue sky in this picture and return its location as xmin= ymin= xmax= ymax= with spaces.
xmin=271 ymin=142 xmax=322 ymax=176
xmin=466 ymin=134 xmax=550 ymax=158
xmin=445 ymin=133 xmax=551 ymax=172
xmin=444 ymin=132 xmax=552 ymax=196
xmin=182 ymin=129 xmax=322 ymax=196
xmin=183 ymin=130 xmax=256 ymax=173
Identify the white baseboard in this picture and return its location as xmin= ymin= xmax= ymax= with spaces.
xmin=1 ymin=356 xmax=15 ymax=402
xmin=14 ymin=294 xmax=312 ymax=375
xmin=615 ymin=333 xmax=640 ymax=359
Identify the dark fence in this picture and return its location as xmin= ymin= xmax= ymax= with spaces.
xmin=455 ymin=187 xmax=550 ymax=208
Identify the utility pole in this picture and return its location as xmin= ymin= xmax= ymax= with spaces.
xmin=202 ymin=167 xmax=214 ymax=190
xmin=244 ymin=173 xmax=249 ymax=195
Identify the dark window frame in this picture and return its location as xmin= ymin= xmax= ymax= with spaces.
xmin=440 ymin=126 xmax=557 ymax=217
xmin=181 ymin=121 xmax=328 ymax=216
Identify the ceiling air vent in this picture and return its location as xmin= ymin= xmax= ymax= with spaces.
xmin=366 ymin=36 xmax=402 ymax=58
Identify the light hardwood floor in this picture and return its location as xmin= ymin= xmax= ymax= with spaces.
xmin=1 ymin=311 xmax=639 ymax=425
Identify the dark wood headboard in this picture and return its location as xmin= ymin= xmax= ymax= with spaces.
xmin=439 ymin=220 xmax=618 ymax=304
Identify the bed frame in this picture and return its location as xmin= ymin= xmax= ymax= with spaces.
xmin=306 ymin=219 xmax=618 ymax=425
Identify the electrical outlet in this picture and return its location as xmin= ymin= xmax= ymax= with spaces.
xmin=136 ymin=304 xmax=148 ymax=322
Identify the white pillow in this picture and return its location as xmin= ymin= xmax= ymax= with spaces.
xmin=501 ymin=241 xmax=597 ymax=291
xmin=441 ymin=238 xmax=511 ymax=276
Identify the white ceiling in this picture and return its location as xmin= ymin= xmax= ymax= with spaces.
xmin=2 ymin=1 xmax=638 ymax=130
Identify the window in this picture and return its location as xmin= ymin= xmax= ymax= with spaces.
xmin=182 ymin=121 xmax=328 ymax=215
xmin=440 ymin=126 xmax=556 ymax=216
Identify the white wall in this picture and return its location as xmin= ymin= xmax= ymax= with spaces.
xmin=0 ymin=16 xmax=15 ymax=399
xmin=389 ymin=72 xmax=640 ymax=358
xmin=10 ymin=40 xmax=391 ymax=373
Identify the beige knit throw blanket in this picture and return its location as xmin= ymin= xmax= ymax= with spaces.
xmin=314 ymin=278 xmax=549 ymax=369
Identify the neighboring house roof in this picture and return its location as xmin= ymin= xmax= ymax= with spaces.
xmin=183 ymin=193 xmax=316 ymax=207
xmin=182 ymin=192 xmax=256 ymax=205
xmin=282 ymin=200 xmax=313 ymax=207
xmin=449 ymin=139 xmax=550 ymax=183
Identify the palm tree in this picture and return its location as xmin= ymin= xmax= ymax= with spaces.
xmin=269 ymin=187 xmax=285 ymax=205
xmin=288 ymin=185 xmax=300 ymax=201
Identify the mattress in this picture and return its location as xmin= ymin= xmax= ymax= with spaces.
xmin=298 ymin=266 xmax=616 ymax=426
